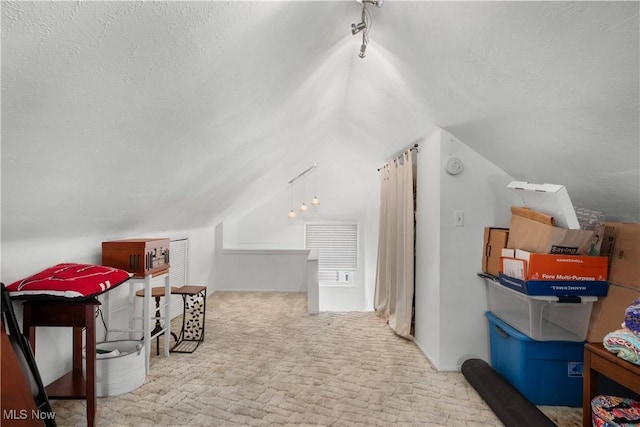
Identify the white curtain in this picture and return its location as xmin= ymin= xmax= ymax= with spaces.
xmin=374 ymin=150 xmax=415 ymax=338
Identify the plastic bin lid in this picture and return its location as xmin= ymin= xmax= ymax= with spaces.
xmin=483 ymin=276 xmax=598 ymax=303
xmin=507 ymin=181 xmax=580 ymax=230
xmin=486 ymin=311 xmax=533 ymax=342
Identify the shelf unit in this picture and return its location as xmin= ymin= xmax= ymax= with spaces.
xmin=103 ymin=269 xmax=171 ymax=374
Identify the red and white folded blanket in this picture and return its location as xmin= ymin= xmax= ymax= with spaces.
xmin=603 ymin=328 xmax=640 ymax=366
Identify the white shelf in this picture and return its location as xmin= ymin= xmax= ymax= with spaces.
xmin=103 ymin=271 xmax=171 ymax=374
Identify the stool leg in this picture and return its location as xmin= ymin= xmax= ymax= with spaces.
xmin=151 ymin=296 xmax=162 ymax=356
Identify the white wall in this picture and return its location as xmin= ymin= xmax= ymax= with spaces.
xmin=214 ymin=223 xmax=310 ymax=292
xmin=414 ymin=129 xmax=515 ymax=371
xmin=414 ymin=130 xmax=443 ymax=368
xmin=219 ymin=158 xmax=380 ymax=311
xmin=1 ymin=225 xmax=217 ymax=386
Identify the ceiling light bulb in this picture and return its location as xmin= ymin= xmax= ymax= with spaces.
xmin=288 ymin=210 xmax=296 ymax=219
xmin=351 ymin=22 xmax=366 ymax=35
xmin=311 ymin=196 xmax=320 ymax=206
xmin=358 ymin=44 xmax=367 ymax=58
xmin=299 ymin=202 xmax=308 ymax=212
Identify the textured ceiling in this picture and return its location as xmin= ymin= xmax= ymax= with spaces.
xmin=2 ymin=1 xmax=638 ymax=241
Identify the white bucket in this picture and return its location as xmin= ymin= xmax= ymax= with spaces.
xmin=84 ymin=340 xmax=146 ymax=397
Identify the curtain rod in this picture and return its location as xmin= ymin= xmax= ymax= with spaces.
xmin=288 ymin=164 xmax=317 ymax=185
xmin=377 ymin=144 xmax=419 ymax=171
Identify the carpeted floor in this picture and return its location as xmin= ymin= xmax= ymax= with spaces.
xmin=51 ymin=291 xmax=582 ymax=426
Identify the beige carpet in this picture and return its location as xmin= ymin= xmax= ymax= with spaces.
xmin=51 ymin=292 xmax=581 ymax=426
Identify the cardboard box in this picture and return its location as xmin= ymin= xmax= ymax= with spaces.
xmin=507 ymin=214 xmax=594 ymax=255
xmin=505 ymin=181 xmax=599 ymax=254
xmin=512 ymin=250 xmax=608 ymax=282
xmin=481 ymin=227 xmax=509 ymax=277
xmin=498 ymin=251 xmax=609 ymax=296
xmin=601 ymin=222 xmax=640 ymax=290
xmin=599 ymin=223 xmax=618 ymax=259
xmin=587 ymin=283 xmax=640 ymax=342
xmin=498 ymin=273 xmax=609 ymax=297
xmin=507 ymin=181 xmax=580 ymax=229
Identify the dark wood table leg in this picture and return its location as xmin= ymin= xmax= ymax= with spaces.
xmin=583 ymin=346 xmax=595 ymax=427
xmin=84 ymin=307 xmax=96 ymax=427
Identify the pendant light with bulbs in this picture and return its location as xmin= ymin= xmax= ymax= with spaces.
xmin=287 ymin=164 xmax=320 ymax=219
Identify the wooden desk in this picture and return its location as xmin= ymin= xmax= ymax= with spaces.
xmin=23 ymin=299 xmax=100 ymax=427
xmin=583 ymin=342 xmax=640 ymax=427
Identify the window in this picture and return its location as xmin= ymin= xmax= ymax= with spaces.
xmin=305 ymin=223 xmax=358 ymax=282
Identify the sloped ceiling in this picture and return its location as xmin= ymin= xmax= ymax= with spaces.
xmin=2 ymin=1 xmax=638 ymax=242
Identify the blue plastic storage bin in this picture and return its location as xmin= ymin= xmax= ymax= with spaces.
xmin=486 ymin=311 xmax=585 ymax=407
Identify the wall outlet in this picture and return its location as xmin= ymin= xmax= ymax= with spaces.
xmin=454 ymin=211 xmax=464 ymax=227
xmin=338 ymin=271 xmax=353 ymax=282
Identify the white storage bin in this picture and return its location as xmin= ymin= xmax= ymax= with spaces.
xmin=84 ymin=340 xmax=146 ymax=397
xmin=484 ymin=278 xmax=597 ymax=341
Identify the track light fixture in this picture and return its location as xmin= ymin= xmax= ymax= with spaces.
xmin=358 ymin=44 xmax=367 ymax=58
xmin=357 ymin=0 xmax=384 ymax=7
xmin=351 ymin=0 xmax=382 ymax=59
xmin=286 ymin=164 xmax=320 ymax=219
xmin=351 ymin=22 xmax=366 ymax=35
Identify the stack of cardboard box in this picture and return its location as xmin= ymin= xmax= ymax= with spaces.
xmin=586 ymin=222 xmax=640 ymax=342
xmin=481 ymin=183 xmax=640 ymax=343
xmin=482 ymin=182 xmax=610 ymax=298
xmin=479 ymin=181 xmax=632 ymax=407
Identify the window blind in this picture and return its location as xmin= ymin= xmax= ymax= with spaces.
xmin=305 ymin=223 xmax=357 ymax=282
